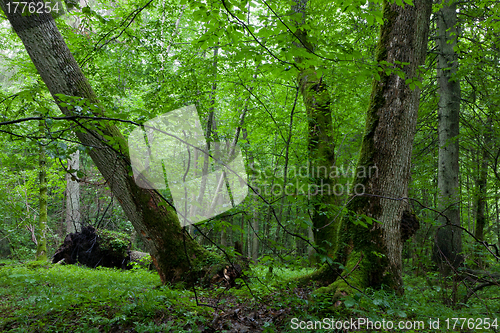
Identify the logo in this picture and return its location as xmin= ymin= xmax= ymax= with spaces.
xmin=128 ymin=105 xmax=248 ymax=227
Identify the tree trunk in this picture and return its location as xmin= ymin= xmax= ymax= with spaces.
xmin=220 ymin=217 xmax=228 ymax=248
xmin=243 ymin=128 xmax=260 ymax=262
xmin=1 ymin=1 xmax=216 ymax=283
xmin=191 ymin=47 xmax=218 ymax=226
xmin=496 ymin=189 xmax=500 ymax=250
xmin=66 ymin=151 xmax=81 ymax=233
xmin=315 ymin=0 xmax=432 ymax=297
xmin=307 ymin=224 xmax=315 ymax=261
xmin=36 ymin=120 xmax=48 ymax=261
xmin=474 ymin=116 xmax=491 ymax=242
xmin=293 ymin=0 xmax=338 ymax=261
xmin=433 ymin=0 xmax=463 ymax=275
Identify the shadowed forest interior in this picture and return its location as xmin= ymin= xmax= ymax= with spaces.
xmin=0 ymin=0 xmax=499 ymax=332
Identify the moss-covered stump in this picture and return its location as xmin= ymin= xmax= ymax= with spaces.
xmin=52 ymin=226 xmax=131 ymax=269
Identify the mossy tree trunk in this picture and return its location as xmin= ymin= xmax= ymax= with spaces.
xmin=433 ymin=0 xmax=463 ymax=275
xmin=1 ymin=1 xmax=217 ymax=283
xmin=315 ymin=0 xmax=432 ymax=297
xmin=36 ymin=120 xmax=48 ymax=261
xmin=293 ymin=0 xmax=338 ymax=261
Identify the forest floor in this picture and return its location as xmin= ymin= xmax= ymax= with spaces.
xmin=0 ymin=259 xmax=499 ymax=332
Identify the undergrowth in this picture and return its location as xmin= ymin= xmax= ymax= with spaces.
xmin=0 ymin=259 xmax=499 ymax=332
xmin=0 ymin=260 xmax=208 ymax=332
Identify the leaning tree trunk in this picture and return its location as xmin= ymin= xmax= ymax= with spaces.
xmin=315 ymin=0 xmax=432 ymax=298
xmin=1 ymin=1 xmax=217 ymax=283
xmin=432 ymin=0 xmax=463 ymax=275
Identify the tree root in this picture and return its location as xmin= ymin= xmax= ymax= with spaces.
xmin=294 ymin=263 xmax=338 ymax=286
xmin=314 ymin=251 xmax=368 ymax=303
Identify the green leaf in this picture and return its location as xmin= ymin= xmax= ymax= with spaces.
xmin=355 ymin=75 xmax=365 ymax=85
xmin=344 ymin=298 xmax=356 ymax=308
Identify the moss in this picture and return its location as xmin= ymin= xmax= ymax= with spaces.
xmin=96 ymin=229 xmax=131 ymax=256
xmin=376 ymin=1 xmax=398 ymax=63
xmin=307 ymin=0 xmax=403 ymax=297
xmin=295 ymin=262 xmax=338 ymax=286
xmin=315 ymin=251 xmax=367 ymax=297
xmin=297 ymin=65 xmax=339 ymax=261
xmin=313 ymin=248 xmax=395 ymax=312
xmin=26 ymin=260 xmax=51 ymax=269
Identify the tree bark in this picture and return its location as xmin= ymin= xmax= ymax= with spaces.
xmin=293 ymin=0 xmax=338 ymax=261
xmin=315 ymin=0 xmax=432 ymax=296
xmin=191 ymin=47 xmax=218 ymax=225
xmin=36 ymin=120 xmax=48 ymax=261
xmin=433 ymin=0 xmax=463 ymax=275
xmin=1 ymin=1 xmax=216 ymax=283
xmin=243 ymin=128 xmax=260 ymax=261
xmin=474 ymin=116 xmax=491 ymax=242
xmin=66 ymin=151 xmax=81 ymax=234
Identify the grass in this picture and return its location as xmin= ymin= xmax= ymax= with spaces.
xmin=0 ymin=259 xmax=499 ymax=332
xmin=0 ymin=260 xmax=208 ymax=332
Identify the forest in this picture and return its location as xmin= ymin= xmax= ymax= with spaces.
xmin=0 ymin=0 xmax=499 ymax=332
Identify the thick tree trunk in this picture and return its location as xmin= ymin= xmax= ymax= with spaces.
xmin=315 ymin=0 xmax=432 ymax=297
xmin=293 ymin=0 xmax=338 ymax=261
xmin=1 ymin=1 xmax=216 ymax=283
xmin=433 ymin=0 xmax=463 ymax=275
